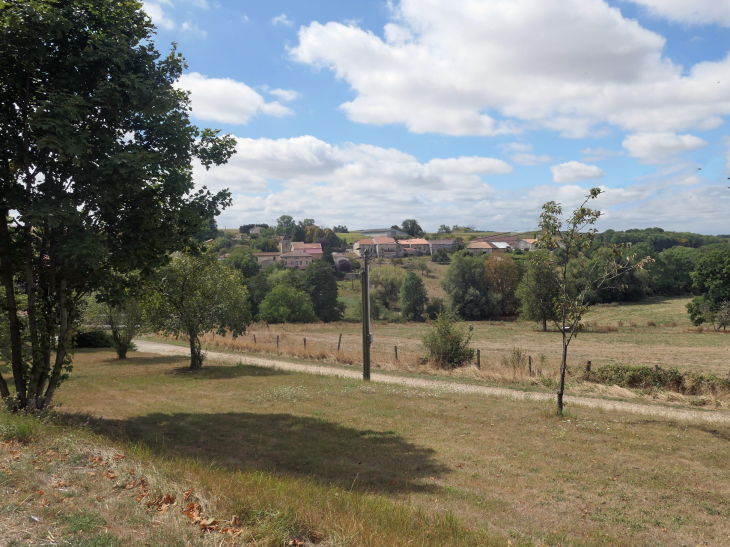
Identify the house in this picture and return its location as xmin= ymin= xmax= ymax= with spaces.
xmin=398 ymin=238 xmax=431 ymax=255
xmin=428 ymin=238 xmax=458 ymax=253
xmin=361 ymin=227 xmax=409 ymax=238
xmin=250 ymin=225 xmax=263 ymax=235
xmin=281 ymin=251 xmax=314 ymax=270
xmin=490 ymin=241 xmax=512 ymax=252
xmin=252 ymin=252 xmax=282 ymax=267
xmin=518 ymin=238 xmax=538 ymax=251
xmin=466 ymin=241 xmax=497 ymax=255
xmin=476 ymin=235 xmax=521 ymax=245
xmin=373 ymin=236 xmax=401 ymax=257
xmin=353 ymin=238 xmax=377 ymax=257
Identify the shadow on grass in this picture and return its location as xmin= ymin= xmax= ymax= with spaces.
xmin=170 ymin=364 xmax=292 ymax=379
xmin=94 ymin=411 xmax=446 ymax=495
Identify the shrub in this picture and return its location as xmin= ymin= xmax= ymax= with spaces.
xmin=421 ymin=310 xmax=475 ymax=368
xmin=425 ymin=297 xmax=446 ymax=320
xmin=258 ymin=285 xmax=317 ymax=324
xmin=74 ymin=330 xmax=114 ymax=348
xmin=583 ymin=364 xmax=729 ymax=395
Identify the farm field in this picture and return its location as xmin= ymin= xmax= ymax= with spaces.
xmin=33 ymin=348 xmax=730 ymax=547
xmin=205 ymin=295 xmax=730 ymax=379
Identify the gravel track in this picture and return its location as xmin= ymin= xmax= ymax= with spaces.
xmin=135 ymin=340 xmax=730 ymax=424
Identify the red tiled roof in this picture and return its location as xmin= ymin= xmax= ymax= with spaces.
xmin=372 ymin=237 xmax=397 ymax=244
xmin=400 ymin=238 xmax=429 ymax=245
xmin=467 ymin=241 xmax=496 ymax=249
xmin=355 ymin=239 xmax=376 ymax=245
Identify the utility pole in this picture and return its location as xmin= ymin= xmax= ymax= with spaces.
xmin=361 ymin=251 xmax=371 ymax=381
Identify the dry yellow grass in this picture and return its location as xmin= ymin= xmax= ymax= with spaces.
xmin=45 ymin=349 xmax=730 ymax=547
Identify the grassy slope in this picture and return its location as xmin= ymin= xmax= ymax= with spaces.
xmin=23 ymin=349 xmax=728 ymax=547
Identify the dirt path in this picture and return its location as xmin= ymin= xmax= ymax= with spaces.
xmin=135 ymin=340 xmax=730 ymax=424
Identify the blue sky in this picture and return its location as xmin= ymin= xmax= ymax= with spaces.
xmin=144 ymin=0 xmax=730 ymax=234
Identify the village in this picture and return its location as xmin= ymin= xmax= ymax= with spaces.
xmin=248 ymin=226 xmax=539 ymax=270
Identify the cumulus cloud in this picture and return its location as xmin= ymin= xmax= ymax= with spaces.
xmin=175 ymin=73 xmax=292 ymax=124
xmin=290 ymin=0 xmax=730 ymax=137
xmin=551 ymin=161 xmax=605 ymax=183
xmin=272 ymin=14 xmax=293 ymax=27
xmin=622 ymin=132 xmax=708 ymax=163
xmin=269 ymin=88 xmax=301 ymax=102
xmin=622 ymin=0 xmax=730 ymax=27
xmin=195 ymin=136 xmax=727 ymax=233
xmin=143 ymin=1 xmax=175 ymax=30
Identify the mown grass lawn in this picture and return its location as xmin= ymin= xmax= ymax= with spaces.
xmin=42 ymin=348 xmax=730 ymax=547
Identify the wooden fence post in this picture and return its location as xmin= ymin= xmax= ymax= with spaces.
xmin=253 ymin=334 xmax=256 ymax=344
xmin=586 ymin=360 xmax=591 ymax=373
xmin=394 ymin=346 xmax=398 ymax=363
xmin=528 ymin=356 xmax=532 ymax=376
xmin=304 ymin=338 xmax=306 ymax=349
xmin=476 ymin=349 xmax=481 ymax=369
xmin=276 ymin=335 xmax=279 ymax=349
xmin=337 ymin=334 xmax=342 ymax=352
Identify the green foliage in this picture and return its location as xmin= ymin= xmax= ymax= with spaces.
xmin=303 ymin=260 xmax=344 ymax=322
xmin=584 ymin=364 xmax=729 ymax=395
xmin=400 ymin=272 xmax=428 ymax=321
xmin=414 ymin=257 xmax=432 ymax=277
xmin=224 ymin=247 xmax=261 ymax=278
xmin=649 ymin=246 xmax=698 ymax=295
xmin=276 ymin=215 xmax=296 ymax=236
xmin=258 ymin=285 xmax=317 ymax=324
xmin=333 ymin=225 xmax=349 ymax=233
xmin=421 ymin=310 xmax=475 ymax=368
xmin=401 ymin=219 xmax=424 ymax=237
xmin=0 ymin=0 xmax=236 ymax=407
xmin=516 ymin=251 xmax=560 ymax=330
xmin=355 ymin=291 xmax=382 ymax=321
xmin=425 ymin=297 xmax=446 ymax=320
xmin=687 ymin=296 xmax=730 ymax=331
xmin=74 ymin=331 xmax=114 ymax=349
xmin=691 ymin=247 xmax=730 ymax=304
xmin=239 ymin=223 xmax=269 ymax=234
xmin=484 ymin=254 xmax=520 ymax=315
xmin=596 ymin=227 xmax=725 ymax=252
xmin=441 ymin=254 xmax=500 ymax=320
xmin=83 ymin=293 xmax=146 ymax=358
xmin=431 ymin=248 xmax=450 ymax=263
xmin=370 ymin=268 xmax=407 ymax=309
xmin=144 ymin=253 xmax=251 ymax=369
xmin=437 ymin=224 xmax=452 ymax=235
xmin=251 ymin=237 xmax=280 ymax=252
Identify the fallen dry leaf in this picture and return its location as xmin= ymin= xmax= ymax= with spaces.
xmin=183 ymin=487 xmax=194 ymax=502
xmin=113 ymin=454 xmax=126 ymax=461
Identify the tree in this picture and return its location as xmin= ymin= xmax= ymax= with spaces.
xmin=333 ymin=225 xmax=349 ymax=233
xmin=441 ymin=254 xmax=499 ymax=320
xmin=84 ymin=293 xmax=146 ymax=359
xmin=0 ymin=1 xmax=235 ymax=409
xmin=305 ymin=225 xmax=325 ymax=243
xmin=484 ymin=254 xmax=521 ymax=316
xmin=224 ymin=248 xmax=261 ymax=279
xmin=686 ymin=247 xmax=730 ymax=330
xmin=145 ymin=253 xmax=250 ymax=370
xmin=516 ymin=252 xmax=560 ymax=331
xmin=415 ymin=257 xmax=433 ymax=277
xmin=431 ymin=248 xmax=450 ymax=263
xmin=538 ymin=189 xmax=649 ymax=415
xmin=258 ymin=285 xmax=317 ymax=324
xmin=421 ymin=310 xmax=475 ymax=368
xmin=276 ymin=215 xmax=296 ymax=236
xmin=400 ymin=272 xmax=428 ymax=321
xmin=402 ymin=219 xmax=424 ymax=237
xmin=370 ymin=268 xmax=406 ymax=309
xmin=437 ymin=224 xmax=452 ymax=235
xmin=303 ymin=260 xmax=344 ymax=322
xmin=302 ymin=218 xmax=316 ymax=227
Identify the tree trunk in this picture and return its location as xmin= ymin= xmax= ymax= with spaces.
xmin=557 ymin=331 xmax=567 ymax=415
xmin=542 ymin=317 xmax=547 ymax=332
xmin=189 ymin=333 xmax=203 ymax=370
xmin=0 ymin=215 xmax=25 ymax=405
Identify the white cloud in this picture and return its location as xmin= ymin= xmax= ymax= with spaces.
xmin=272 ymin=14 xmax=293 ymax=27
xmin=269 ymin=88 xmax=301 ymax=102
xmin=175 ymin=73 xmax=292 ymax=124
xmin=551 ymin=161 xmax=605 ymax=183
xmin=622 ymin=0 xmax=730 ymax=27
xmin=290 ymin=0 xmax=730 ymax=137
xmin=181 ymin=20 xmax=207 ymax=37
xmin=196 ymin=135 xmax=728 ymax=233
xmin=622 ymin=132 xmax=708 ymax=163
xmin=143 ymin=1 xmax=175 ymax=30
xmin=500 ymin=142 xmax=551 ymax=166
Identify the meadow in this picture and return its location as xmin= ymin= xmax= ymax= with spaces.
xmin=3 ymin=348 xmax=729 ymax=546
